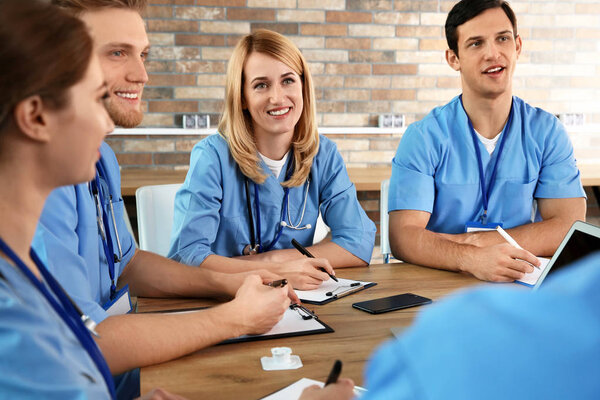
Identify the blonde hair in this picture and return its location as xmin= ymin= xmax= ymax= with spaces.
xmin=218 ymin=29 xmax=319 ymax=187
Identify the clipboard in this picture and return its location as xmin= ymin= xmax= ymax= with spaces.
xmin=295 ymin=278 xmax=377 ymax=305
xmin=142 ymin=305 xmax=333 ymax=345
xmin=222 ymin=305 xmax=333 ymax=344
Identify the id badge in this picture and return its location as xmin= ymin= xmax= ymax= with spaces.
xmin=465 ymin=221 xmax=503 ymax=233
xmin=102 ymin=284 xmax=132 ymax=317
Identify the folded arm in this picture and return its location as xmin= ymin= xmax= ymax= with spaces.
xmin=389 ymin=210 xmax=540 ymax=282
xmin=441 ymin=197 xmax=586 ymax=257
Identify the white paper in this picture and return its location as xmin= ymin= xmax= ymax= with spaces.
xmin=226 ymin=308 xmax=326 ymax=343
xmin=295 ymin=278 xmax=373 ymax=303
xmin=260 ymin=378 xmax=367 ymax=400
xmin=516 ymin=257 xmax=550 ymax=286
xmin=162 ymin=307 xmax=327 ymax=342
xmin=261 ymin=378 xmax=322 ymax=400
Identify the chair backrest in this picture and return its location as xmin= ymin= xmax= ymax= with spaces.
xmin=135 ymin=183 xmax=181 ymax=257
xmin=380 ymin=179 xmax=391 ymax=263
xmin=313 ymin=213 xmax=330 ymax=244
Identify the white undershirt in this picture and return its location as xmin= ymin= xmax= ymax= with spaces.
xmin=475 ymin=130 xmax=502 ymax=155
xmin=259 ymin=150 xmax=290 ymax=178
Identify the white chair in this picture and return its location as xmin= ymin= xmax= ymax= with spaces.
xmin=313 ymin=213 xmax=330 ymax=244
xmin=135 ymin=183 xmax=181 ymax=257
xmin=136 ymin=183 xmax=329 ymax=257
xmin=380 ymin=179 xmax=392 ymax=263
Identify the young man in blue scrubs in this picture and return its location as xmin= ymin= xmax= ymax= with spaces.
xmin=388 ymin=0 xmax=586 ymax=282
xmin=38 ymin=0 xmax=295 ymax=397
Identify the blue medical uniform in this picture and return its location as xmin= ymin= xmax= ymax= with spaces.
xmin=389 ymin=96 xmax=585 ymax=233
xmin=0 ymin=230 xmax=109 ymax=399
xmin=36 ymin=142 xmax=138 ymax=399
xmin=168 ymin=134 xmax=375 ymax=266
xmin=361 ymin=252 xmax=600 ymax=399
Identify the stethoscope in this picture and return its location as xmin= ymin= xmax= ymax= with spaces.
xmin=89 ymin=162 xmax=123 ymax=300
xmin=0 ymin=236 xmax=116 ymax=399
xmin=243 ymin=157 xmax=311 ymax=255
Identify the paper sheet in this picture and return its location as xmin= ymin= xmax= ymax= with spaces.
xmin=260 ymin=378 xmax=367 ymax=400
xmin=516 ymin=257 xmax=550 ymax=286
xmin=295 ymin=278 xmax=373 ymax=303
xmin=155 ymin=307 xmax=330 ymax=343
xmin=223 ymin=307 xmax=328 ymax=343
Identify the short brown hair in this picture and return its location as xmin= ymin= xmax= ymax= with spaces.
xmin=0 ymin=0 xmax=93 ymax=129
xmin=51 ymin=0 xmax=147 ymax=15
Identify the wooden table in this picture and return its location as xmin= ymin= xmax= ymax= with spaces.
xmin=138 ymin=263 xmax=483 ymax=399
xmin=121 ymin=163 xmax=600 ymax=197
xmin=121 ymin=167 xmax=391 ymax=196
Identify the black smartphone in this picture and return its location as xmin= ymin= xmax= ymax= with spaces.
xmin=352 ymin=293 xmax=432 ymax=314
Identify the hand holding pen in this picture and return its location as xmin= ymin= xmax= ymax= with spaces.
xmin=496 ymin=226 xmax=541 ymax=269
xmin=291 ymin=239 xmax=338 ymax=282
xmin=297 ymin=360 xmax=356 ymax=400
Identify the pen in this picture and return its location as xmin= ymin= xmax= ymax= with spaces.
xmin=495 ymin=226 xmax=523 ymax=249
xmin=496 ymin=226 xmax=539 ymax=269
xmin=266 ymin=279 xmax=287 ymax=288
xmin=333 ymin=285 xmax=365 ymax=299
xmin=325 ymin=359 xmax=342 ymax=386
xmin=291 ymin=239 xmax=338 ymax=282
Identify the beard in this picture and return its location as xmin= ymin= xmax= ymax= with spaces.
xmin=105 ymin=97 xmax=144 ymax=128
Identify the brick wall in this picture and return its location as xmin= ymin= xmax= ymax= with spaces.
xmin=108 ymin=0 xmax=600 ymax=170
xmin=138 ymin=0 xmax=600 ymax=131
xmin=115 ymin=0 xmax=600 ymax=244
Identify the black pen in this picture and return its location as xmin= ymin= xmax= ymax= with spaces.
xmin=265 ymin=279 xmax=287 ymax=288
xmin=291 ymin=239 xmax=338 ymax=282
xmin=325 ymin=359 xmax=342 ymax=386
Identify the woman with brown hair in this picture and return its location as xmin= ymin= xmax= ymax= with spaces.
xmin=0 ymin=1 xmax=184 ymax=399
xmin=169 ymin=29 xmax=376 ymax=290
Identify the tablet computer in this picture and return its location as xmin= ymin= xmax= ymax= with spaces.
xmin=533 ymin=220 xmax=600 ymax=290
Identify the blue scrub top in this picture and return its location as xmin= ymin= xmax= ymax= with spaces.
xmin=0 ymin=230 xmax=109 ymax=399
xmin=361 ymin=252 xmax=600 ymax=399
xmin=168 ymin=134 xmax=375 ymax=266
xmin=389 ymin=95 xmax=585 ymax=233
xmin=36 ymin=142 xmax=136 ymax=325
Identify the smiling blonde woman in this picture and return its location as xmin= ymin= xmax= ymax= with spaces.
xmin=169 ymin=29 xmax=376 ymax=290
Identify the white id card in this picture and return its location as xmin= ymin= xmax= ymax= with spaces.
xmin=102 ymin=284 xmax=132 ymax=317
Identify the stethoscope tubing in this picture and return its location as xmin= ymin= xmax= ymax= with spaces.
xmin=92 ymin=162 xmax=123 ymax=300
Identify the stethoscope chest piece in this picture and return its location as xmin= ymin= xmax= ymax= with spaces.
xmin=243 ymin=244 xmax=259 ymax=256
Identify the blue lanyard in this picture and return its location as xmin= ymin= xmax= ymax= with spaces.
xmin=0 ymin=236 xmax=116 ymax=399
xmin=461 ymin=95 xmax=514 ymax=224
xmin=251 ymin=156 xmax=294 ymax=253
xmin=90 ymin=163 xmax=117 ymax=300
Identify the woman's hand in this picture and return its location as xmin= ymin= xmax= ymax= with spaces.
xmin=272 ymin=258 xmax=335 ymax=290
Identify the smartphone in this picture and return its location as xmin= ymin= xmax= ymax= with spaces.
xmin=352 ymin=293 xmax=432 ymax=314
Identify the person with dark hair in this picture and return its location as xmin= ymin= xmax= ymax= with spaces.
xmin=36 ymin=0 xmax=296 ymax=398
xmin=0 ymin=0 xmax=115 ymax=397
xmin=387 ymin=0 xmax=586 ymax=282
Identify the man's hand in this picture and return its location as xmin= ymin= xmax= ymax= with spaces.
xmin=460 ymin=243 xmax=541 ymax=282
xmin=220 ymin=269 xmax=300 ymax=304
xmin=272 ymin=258 xmax=334 ymax=290
xmin=298 ymin=379 xmax=355 ymax=400
xmin=228 ymin=275 xmax=290 ymax=335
